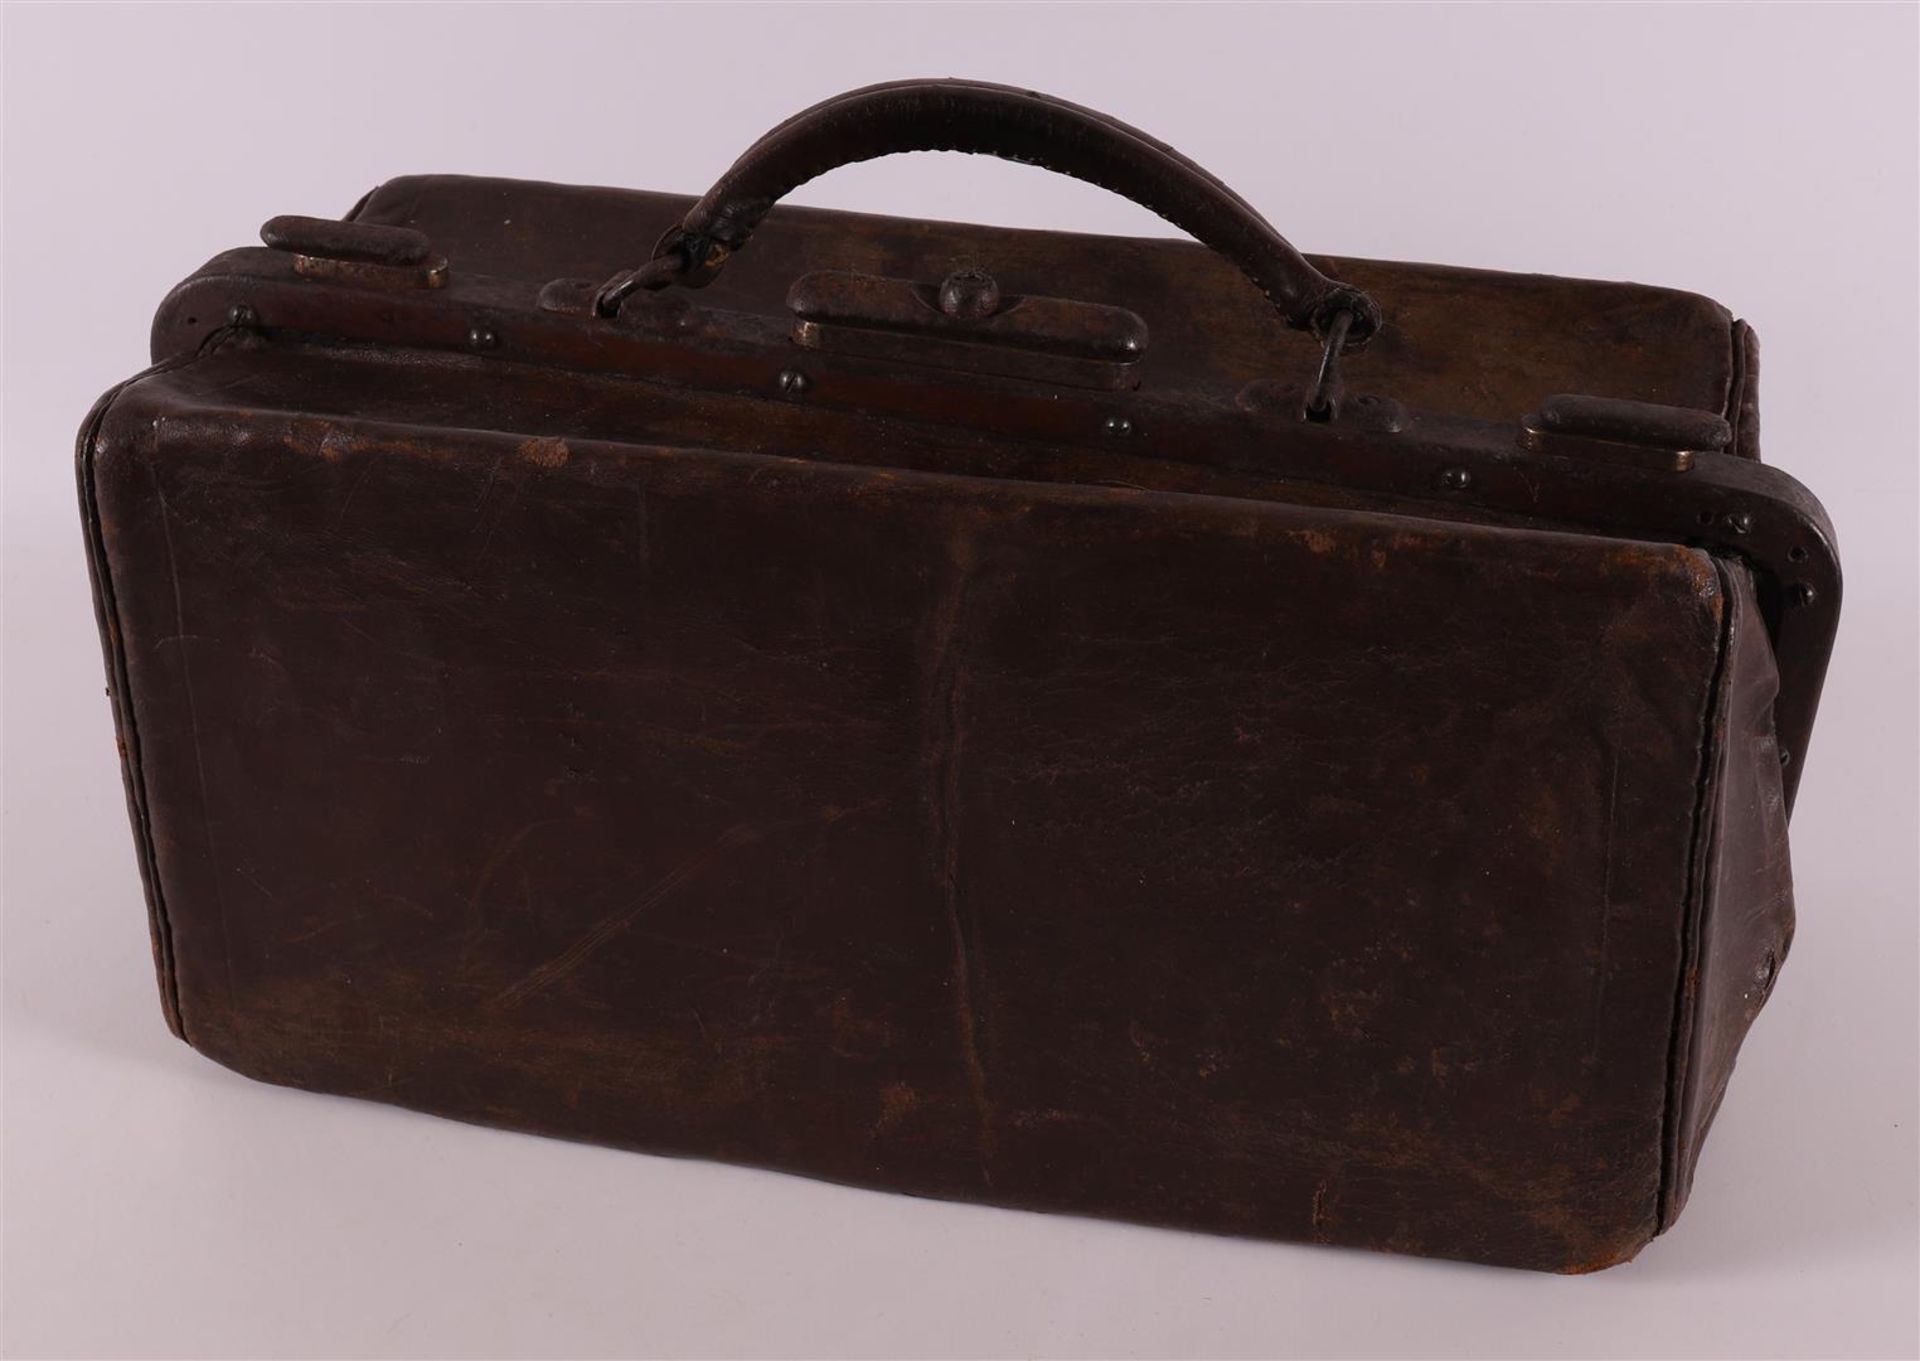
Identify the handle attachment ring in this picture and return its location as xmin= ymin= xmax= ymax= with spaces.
xmin=1305 ymin=309 xmax=1356 ymax=422
xmin=593 ymin=252 xmax=689 ymax=318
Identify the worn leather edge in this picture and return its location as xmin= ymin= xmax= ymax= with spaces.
xmin=75 ymin=354 xmax=211 ymax=1040
xmin=1655 ymin=555 xmax=1738 ymax=1231
xmin=341 ymin=182 xmax=383 ymax=226
xmin=1728 ymin=320 xmax=1763 ymax=460
xmin=1659 ymin=560 xmax=1794 ymax=1228
xmin=1656 ymin=556 xmax=1796 ymax=1232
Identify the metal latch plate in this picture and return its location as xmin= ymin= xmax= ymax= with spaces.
xmin=787 ymin=269 xmax=1148 ymax=391
xmin=1520 ymin=393 xmax=1732 ymax=472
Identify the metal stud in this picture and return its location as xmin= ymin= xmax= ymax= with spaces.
xmin=1104 ymin=414 xmax=1134 ymax=437
xmin=1439 ymin=467 xmax=1472 ymax=491
xmin=226 ymin=304 xmax=259 ymax=329
xmin=467 ymin=324 xmax=498 ymax=352
xmin=777 ymin=370 xmax=809 ymax=397
xmin=938 ymin=267 xmax=1001 ymax=320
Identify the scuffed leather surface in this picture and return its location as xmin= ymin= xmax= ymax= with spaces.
xmin=82 ymin=349 xmax=1742 ymax=1272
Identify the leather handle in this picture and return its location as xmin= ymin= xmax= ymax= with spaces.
xmin=597 ymin=79 xmax=1380 ymax=349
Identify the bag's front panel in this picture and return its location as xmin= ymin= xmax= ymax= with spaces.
xmin=90 ymin=366 xmax=1728 ymax=1271
xmin=946 ymin=523 xmax=1725 ymax=1270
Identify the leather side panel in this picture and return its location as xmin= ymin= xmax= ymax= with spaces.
xmin=1662 ymin=561 xmax=1795 ymax=1225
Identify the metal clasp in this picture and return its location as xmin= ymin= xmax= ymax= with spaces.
xmin=786 ymin=267 xmax=1149 ymax=391
xmin=260 ymin=215 xmax=447 ymax=290
xmin=1520 ymin=394 xmax=1731 ymax=472
xmin=1304 ymin=308 xmax=1354 ymax=422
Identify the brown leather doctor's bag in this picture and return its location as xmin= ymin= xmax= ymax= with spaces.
xmin=79 ymin=80 xmax=1837 ymax=1272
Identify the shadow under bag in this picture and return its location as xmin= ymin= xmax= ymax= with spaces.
xmin=77 ymin=80 xmax=1839 ymax=1271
